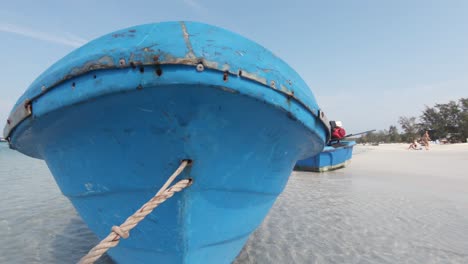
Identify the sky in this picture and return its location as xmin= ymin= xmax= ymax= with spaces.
xmin=0 ymin=0 xmax=467 ymax=134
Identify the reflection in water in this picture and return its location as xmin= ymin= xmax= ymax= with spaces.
xmin=1 ymin=144 xmax=468 ymax=263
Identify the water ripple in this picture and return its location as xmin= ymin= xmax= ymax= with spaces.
xmin=1 ymin=144 xmax=468 ymax=263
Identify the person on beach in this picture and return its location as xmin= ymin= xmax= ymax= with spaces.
xmin=422 ymin=131 xmax=431 ymax=150
xmin=408 ymin=140 xmax=418 ymax=150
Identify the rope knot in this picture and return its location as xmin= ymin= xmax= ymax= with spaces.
xmin=112 ymin=226 xmax=129 ymax=239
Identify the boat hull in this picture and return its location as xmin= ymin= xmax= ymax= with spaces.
xmin=5 ymin=21 xmax=329 ymax=263
xmin=295 ymin=141 xmax=356 ymax=172
xmin=11 ymin=83 xmax=323 ymax=263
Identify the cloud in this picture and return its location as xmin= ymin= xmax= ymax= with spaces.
xmin=0 ymin=23 xmax=87 ymax=47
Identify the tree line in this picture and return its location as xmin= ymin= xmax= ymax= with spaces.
xmin=357 ymin=98 xmax=468 ymax=144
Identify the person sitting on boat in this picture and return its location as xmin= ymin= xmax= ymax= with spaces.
xmin=330 ymin=121 xmax=346 ymax=142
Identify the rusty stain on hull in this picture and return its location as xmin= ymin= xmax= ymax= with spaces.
xmin=68 ymin=56 xmax=115 ymax=78
xmin=3 ymin=100 xmax=32 ymax=138
xmin=239 ymin=70 xmax=267 ymax=86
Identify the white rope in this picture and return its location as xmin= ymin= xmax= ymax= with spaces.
xmin=78 ymin=160 xmax=192 ymax=264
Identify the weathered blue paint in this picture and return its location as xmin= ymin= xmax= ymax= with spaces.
xmin=5 ymin=22 xmax=328 ymax=263
xmin=295 ymin=141 xmax=356 ymax=172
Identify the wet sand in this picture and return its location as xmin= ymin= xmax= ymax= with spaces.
xmin=1 ymin=143 xmax=468 ymax=263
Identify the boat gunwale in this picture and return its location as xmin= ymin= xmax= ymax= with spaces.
xmin=322 ymin=141 xmax=356 ymax=152
xmin=6 ymin=67 xmax=327 ymax=160
xmin=4 ymin=63 xmax=330 ymax=143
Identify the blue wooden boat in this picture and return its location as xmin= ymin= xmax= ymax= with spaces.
xmin=295 ymin=141 xmax=356 ymax=172
xmin=3 ymin=22 xmax=330 ymax=263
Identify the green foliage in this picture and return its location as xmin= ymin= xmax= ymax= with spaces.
xmin=461 ymin=98 xmax=468 ymax=141
xmin=398 ymin=116 xmax=419 ymax=142
xmin=357 ymin=97 xmax=468 ymax=143
xmin=388 ymin=125 xmax=401 ymax=142
xmin=420 ymin=98 xmax=467 ymax=142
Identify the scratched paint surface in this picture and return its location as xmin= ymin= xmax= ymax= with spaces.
xmin=5 ymin=22 xmax=329 ymax=144
xmin=12 ymin=22 xmax=316 ymax=108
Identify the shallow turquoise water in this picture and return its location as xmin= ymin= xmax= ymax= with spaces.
xmin=1 ymin=143 xmax=467 ymax=263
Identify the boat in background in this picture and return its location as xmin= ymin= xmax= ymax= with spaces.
xmin=295 ymin=140 xmax=356 ymax=172
xmin=295 ymin=122 xmax=373 ymax=172
xmin=4 ymin=22 xmax=330 ymax=263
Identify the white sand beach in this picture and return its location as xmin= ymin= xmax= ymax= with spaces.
xmin=236 ymin=143 xmax=468 ymax=263
xmin=352 ymin=143 xmax=468 ymax=180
